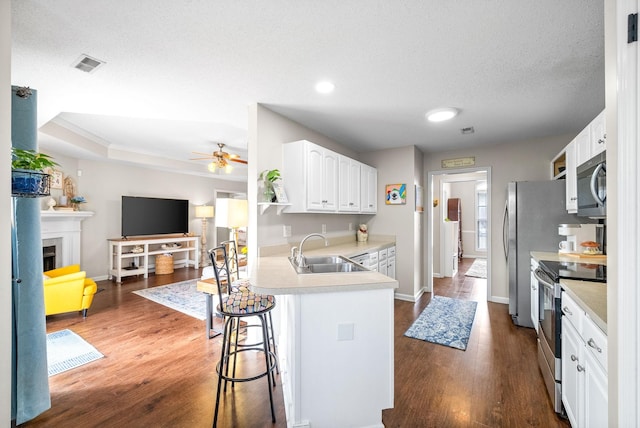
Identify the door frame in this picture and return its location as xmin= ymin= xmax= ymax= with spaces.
xmin=427 ymin=166 xmax=492 ymax=302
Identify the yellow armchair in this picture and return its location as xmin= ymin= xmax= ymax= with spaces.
xmin=43 ymin=264 xmax=98 ymax=317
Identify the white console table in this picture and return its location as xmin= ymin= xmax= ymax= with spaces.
xmin=108 ymin=235 xmax=200 ymax=283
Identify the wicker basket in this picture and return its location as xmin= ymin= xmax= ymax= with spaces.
xmin=155 ymin=254 xmax=174 ymax=275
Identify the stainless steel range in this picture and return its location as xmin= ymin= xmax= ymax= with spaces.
xmin=533 ymin=260 xmax=607 ymax=414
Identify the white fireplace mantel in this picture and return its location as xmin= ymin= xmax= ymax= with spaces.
xmin=41 ymin=211 xmax=94 ymax=267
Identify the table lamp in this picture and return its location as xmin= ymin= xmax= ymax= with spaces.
xmin=215 ymin=198 xmax=248 ymax=259
xmin=196 ymin=205 xmax=214 ymax=266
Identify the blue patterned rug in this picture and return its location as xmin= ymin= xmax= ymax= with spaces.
xmin=404 ymin=296 xmax=478 ymax=350
xmin=132 ymin=279 xmax=205 ymax=320
xmin=47 ymin=329 xmax=104 ymax=376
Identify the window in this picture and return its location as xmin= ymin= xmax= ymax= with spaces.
xmin=475 ymin=182 xmax=487 ymax=251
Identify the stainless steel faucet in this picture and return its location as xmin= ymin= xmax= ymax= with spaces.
xmin=292 ymin=233 xmax=329 ymax=267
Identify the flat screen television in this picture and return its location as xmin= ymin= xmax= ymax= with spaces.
xmin=121 ymin=196 xmax=189 ymax=238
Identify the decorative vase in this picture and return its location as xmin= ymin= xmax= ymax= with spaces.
xmin=263 ymin=181 xmax=275 ymax=202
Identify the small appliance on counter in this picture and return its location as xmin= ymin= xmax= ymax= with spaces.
xmin=557 ymin=223 xmax=605 ymax=255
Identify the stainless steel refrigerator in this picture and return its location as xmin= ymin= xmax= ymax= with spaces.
xmin=504 ymin=180 xmax=583 ymax=328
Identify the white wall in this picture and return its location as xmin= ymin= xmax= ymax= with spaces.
xmin=448 ymin=178 xmax=486 ymax=258
xmin=1 ymin=1 xmax=12 ymax=424
xmin=39 ymin=153 xmax=246 ymax=279
xmin=249 ymin=104 xmax=362 ymax=252
xmin=360 ymin=146 xmax=424 ymax=300
xmin=425 ymin=134 xmax=575 ymax=302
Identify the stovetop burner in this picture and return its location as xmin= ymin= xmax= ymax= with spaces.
xmin=539 ymin=260 xmax=607 ymax=283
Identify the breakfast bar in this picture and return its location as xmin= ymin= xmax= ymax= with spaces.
xmin=250 ymin=251 xmax=398 ymax=428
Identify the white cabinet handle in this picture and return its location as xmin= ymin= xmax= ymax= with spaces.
xmin=562 ymin=306 xmax=573 ymax=316
xmin=571 ymin=354 xmax=578 ymax=362
xmin=577 ymin=364 xmax=585 ymax=372
xmin=587 ymin=338 xmax=602 ymax=353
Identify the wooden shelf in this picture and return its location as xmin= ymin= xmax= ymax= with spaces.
xmin=258 ymin=202 xmax=291 ymax=215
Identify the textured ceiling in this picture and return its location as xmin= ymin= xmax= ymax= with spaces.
xmin=11 ymin=1 xmax=605 ymax=181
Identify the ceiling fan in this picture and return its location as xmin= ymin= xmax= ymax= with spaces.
xmin=190 ymin=143 xmax=247 ymax=173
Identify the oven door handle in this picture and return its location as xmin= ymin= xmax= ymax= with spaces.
xmin=534 ymin=268 xmax=555 ymax=289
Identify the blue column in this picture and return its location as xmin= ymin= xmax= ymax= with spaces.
xmin=11 ymin=86 xmax=51 ymax=424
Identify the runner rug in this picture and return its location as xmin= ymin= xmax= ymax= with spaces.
xmin=404 ymin=295 xmax=478 ymax=350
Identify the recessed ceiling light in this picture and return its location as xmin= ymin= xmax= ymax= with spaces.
xmin=315 ymin=81 xmax=335 ymax=94
xmin=426 ymin=107 xmax=459 ymax=122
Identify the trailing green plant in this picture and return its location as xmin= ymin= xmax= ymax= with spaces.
xmin=258 ymin=169 xmax=281 ymax=183
xmin=11 ymin=148 xmax=59 ymax=171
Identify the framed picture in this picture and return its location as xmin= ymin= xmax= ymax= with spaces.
xmin=385 ymin=183 xmax=406 ymax=205
xmin=49 ymin=170 xmax=63 ymax=189
xmin=272 ymin=182 xmax=289 ymax=203
xmin=415 ymin=184 xmax=424 ymax=212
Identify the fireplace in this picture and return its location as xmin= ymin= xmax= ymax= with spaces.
xmin=41 ymin=211 xmax=93 ymax=268
xmin=42 ymin=236 xmax=63 ymax=270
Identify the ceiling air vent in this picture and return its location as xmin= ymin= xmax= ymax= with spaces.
xmin=72 ymin=54 xmax=105 ymax=73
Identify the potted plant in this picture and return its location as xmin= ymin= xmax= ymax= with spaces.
xmin=258 ymin=169 xmax=281 ymax=202
xmin=11 ymin=148 xmax=59 ymax=197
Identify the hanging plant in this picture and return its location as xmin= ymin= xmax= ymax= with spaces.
xmin=11 ymin=148 xmax=59 ymax=198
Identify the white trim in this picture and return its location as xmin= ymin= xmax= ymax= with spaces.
xmin=427 ymin=166 xmax=492 ymax=303
xmin=616 ymin=0 xmax=639 ymax=425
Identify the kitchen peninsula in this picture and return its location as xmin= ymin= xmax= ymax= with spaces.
xmin=250 ymin=238 xmax=398 ymax=428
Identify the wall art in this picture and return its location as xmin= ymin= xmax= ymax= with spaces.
xmin=385 ymin=183 xmax=406 ymax=205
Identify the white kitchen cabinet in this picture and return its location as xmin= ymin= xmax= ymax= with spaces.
xmin=338 ymin=155 xmax=361 ymax=212
xmin=283 ymin=140 xmax=338 ymax=212
xmin=530 ymin=258 xmax=539 ymax=334
xmin=576 ymin=109 xmax=606 ymax=168
xmin=565 ymin=140 xmax=578 ymax=213
xmin=575 ymin=125 xmax=591 ymax=167
xmin=368 ymin=251 xmax=379 ymax=272
xmin=589 ymin=110 xmax=606 ymax=158
xmin=378 ymin=248 xmax=388 ymax=275
xmin=387 ymin=246 xmax=396 ymax=279
xmin=561 ymin=292 xmax=608 ymax=428
xmin=360 ymin=163 xmax=378 ymax=213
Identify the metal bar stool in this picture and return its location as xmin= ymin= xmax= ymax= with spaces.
xmin=209 ymin=246 xmax=277 ymax=427
xmin=221 ymin=240 xmax=279 ymax=378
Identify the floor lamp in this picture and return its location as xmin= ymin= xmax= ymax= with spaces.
xmin=196 ymin=205 xmax=214 ymax=266
xmin=215 ymin=198 xmax=248 ymax=270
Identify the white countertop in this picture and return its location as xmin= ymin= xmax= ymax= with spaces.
xmin=250 ymin=239 xmax=398 ymax=295
xmin=561 ymin=279 xmax=607 ymax=334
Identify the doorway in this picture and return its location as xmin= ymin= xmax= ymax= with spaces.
xmin=427 ymin=167 xmax=491 ymax=301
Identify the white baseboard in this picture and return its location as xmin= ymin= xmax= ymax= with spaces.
xmin=489 ymin=296 xmax=509 ymax=305
xmin=94 ymin=274 xmax=109 ymax=281
xmin=432 ymin=273 xmax=443 ymax=278
xmin=394 ymin=287 xmax=426 ymax=303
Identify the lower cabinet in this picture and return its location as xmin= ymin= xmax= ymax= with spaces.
xmin=561 ymin=292 xmax=608 ymax=428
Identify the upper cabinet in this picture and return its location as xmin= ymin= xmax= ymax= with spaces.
xmin=576 ymin=109 xmax=606 ymax=167
xmin=338 ymin=155 xmax=361 ymax=212
xmin=552 ymin=109 xmax=604 ymax=214
xmin=360 ymin=163 xmax=377 ymax=213
xmin=283 ymin=140 xmax=376 ymax=214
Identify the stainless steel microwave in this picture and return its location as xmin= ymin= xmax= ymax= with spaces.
xmin=577 ymin=151 xmax=606 ymax=218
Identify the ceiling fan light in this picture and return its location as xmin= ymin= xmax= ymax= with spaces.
xmin=224 ymin=164 xmax=233 ymax=174
xmin=426 ymin=107 xmax=459 ymax=122
xmin=207 ymin=162 xmax=217 ymax=173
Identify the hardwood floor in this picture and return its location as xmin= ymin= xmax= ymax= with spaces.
xmin=24 ymin=259 xmax=569 ymax=427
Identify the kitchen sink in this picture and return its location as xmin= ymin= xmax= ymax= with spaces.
xmin=288 ymin=255 xmax=369 ymax=274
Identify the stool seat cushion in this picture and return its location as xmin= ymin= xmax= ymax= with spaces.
xmin=220 ymin=288 xmax=275 ymax=315
xmin=230 ymin=278 xmax=251 ymax=293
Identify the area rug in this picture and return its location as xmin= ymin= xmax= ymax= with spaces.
xmin=465 ymin=258 xmax=487 ymax=279
xmin=404 ymin=296 xmax=478 ymax=350
xmin=132 ymin=279 xmax=205 ymax=320
xmin=47 ymin=329 xmax=104 ymax=376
